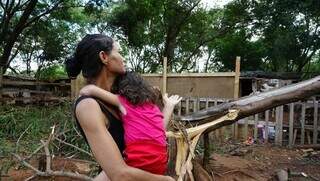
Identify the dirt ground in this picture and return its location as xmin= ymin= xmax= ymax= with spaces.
xmin=2 ymin=144 xmax=320 ymax=181
xmin=205 ymin=143 xmax=320 ymax=181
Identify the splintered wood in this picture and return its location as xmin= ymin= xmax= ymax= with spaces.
xmin=166 ymin=109 xmax=239 ymax=181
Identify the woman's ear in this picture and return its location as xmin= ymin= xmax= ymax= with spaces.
xmin=99 ymin=51 xmax=108 ymax=65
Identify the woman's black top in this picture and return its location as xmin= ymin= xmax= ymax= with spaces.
xmin=73 ymin=95 xmax=125 ymax=154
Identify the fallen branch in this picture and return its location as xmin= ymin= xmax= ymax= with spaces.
xmin=12 ymin=153 xmax=92 ymax=181
xmin=15 ymin=124 xmax=32 ymax=153
xmin=12 ymin=125 xmax=93 ymax=181
xmin=178 ymin=75 xmax=320 ymax=127
xmin=168 ymin=76 xmax=320 ymax=180
xmin=54 ymin=137 xmax=92 ymax=157
xmin=166 ymin=110 xmax=239 ymax=181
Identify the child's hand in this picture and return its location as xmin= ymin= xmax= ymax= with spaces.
xmin=163 ymin=93 xmax=182 ymax=108
xmin=79 ymin=84 xmax=100 ymax=96
xmin=118 ymin=104 xmax=127 ymax=115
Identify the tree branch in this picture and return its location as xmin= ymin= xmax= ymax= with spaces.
xmin=23 ymin=0 xmax=63 ymax=28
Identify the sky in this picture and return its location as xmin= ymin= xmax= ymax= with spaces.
xmin=201 ymin=0 xmax=233 ymax=8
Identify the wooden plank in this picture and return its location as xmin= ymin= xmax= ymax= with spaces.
xmin=178 ymin=101 xmax=182 ymax=116
xmin=185 ymin=98 xmax=190 ymax=114
xmin=289 ymin=103 xmax=294 ymax=148
xmin=275 ymin=106 xmax=283 ymax=146
xmin=307 ymin=131 xmax=311 ymax=144
xmin=3 ymin=79 xmax=70 ymax=86
xmin=313 ymin=98 xmax=318 ymax=144
xmin=244 ymin=118 xmax=249 ymax=140
xmin=202 ymin=132 xmax=210 ymax=168
xmin=233 ymin=57 xmax=240 ymax=140
xmin=233 ymin=56 xmax=241 ymax=99
xmin=142 ymin=72 xmax=236 ymax=77
xmin=254 ymin=114 xmax=258 ymax=140
xmin=293 ymin=129 xmax=297 ymax=146
xmin=301 ymin=102 xmax=306 ymax=145
xmin=162 ymin=57 xmax=167 ymax=94
xmin=194 ymin=98 xmax=198 ymax=112
xmin=205 ymin=98 xmax=209 ymax=109
xmin=279 ymin=105 xmax=283 ymax=146
xmin=265 ymin=110 xmax=269 ymax=143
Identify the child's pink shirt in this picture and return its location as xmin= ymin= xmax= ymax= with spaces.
xmin=118 ymin=95 xmax=166 ymax=146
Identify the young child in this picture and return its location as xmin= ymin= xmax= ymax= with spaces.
xmin=80 ymin=71 xmax=181 ymax=175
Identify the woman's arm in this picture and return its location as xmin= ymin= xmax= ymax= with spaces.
xmin=162 ymin=94 xmax=182 ymax=128
xmin=76 ymin=98 xmax=173 ymax=181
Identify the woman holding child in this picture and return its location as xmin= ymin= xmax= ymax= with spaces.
xmin=66 ymin=34 xmax=180 ymax=181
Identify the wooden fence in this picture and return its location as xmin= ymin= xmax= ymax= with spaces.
xmin=0 ymin=75 xmax=70 ymax=104
xmin=174 ymin=96 xmax=320 ymax=147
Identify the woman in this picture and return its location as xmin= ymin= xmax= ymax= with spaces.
xmin=65 ymin=34 xmax=174 ymax=181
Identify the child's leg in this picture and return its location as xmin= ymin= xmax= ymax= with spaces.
xmin=93 ymin=171 xmax=110 ymax=181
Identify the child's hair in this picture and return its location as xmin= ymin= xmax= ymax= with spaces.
xmin=153 ymin=86 xmax=164 ymax=110
xmin=111 ymin=71 xmax=158 ymax=105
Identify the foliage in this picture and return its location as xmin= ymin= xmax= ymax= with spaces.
xmin=0 ymin=102 xmax=91 ymax=158
xmin=1 ymin=0 xmax=320 ymax=76
xmin=36 ymin=64 xmax=68 ymax=80
xmin=105 ymin=0 xmax=222 ymax=73
xmin=212 ymin=0 xmax=320 ymax=73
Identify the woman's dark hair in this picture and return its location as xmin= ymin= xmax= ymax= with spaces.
xmin=65 ymin=34 xmax=113 ymax=79
xmin=111 ymin=71 xmax=158 ymax=106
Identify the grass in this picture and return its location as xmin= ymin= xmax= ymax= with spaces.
xmin=0 ymin=102 xmax=93 ymax=176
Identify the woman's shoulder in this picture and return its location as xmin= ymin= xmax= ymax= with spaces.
xmin=75 ymin=96 xmax=107 ymax=129
xmin=75 ymin=95 xmax=120 ymax=121
xmin=75 ymin=96 xmax=102 ymax=116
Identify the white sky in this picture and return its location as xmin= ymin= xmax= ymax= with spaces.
xmin=201 ymin=0 xmax=233 ymax=8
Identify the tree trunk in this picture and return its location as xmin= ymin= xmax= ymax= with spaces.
xmin=0 ymin=0 xmax=38 ymax=72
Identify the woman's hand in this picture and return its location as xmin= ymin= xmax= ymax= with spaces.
xmin=163 ymin=93 xmax=182 ymax=108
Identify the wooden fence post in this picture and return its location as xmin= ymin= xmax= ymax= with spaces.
xmin=275 ymin=106 xmax=284 ymax=146
xmin=162 ymin=57 xmax=167 ymax=95
xmin=233 ymin=56 xmax=241 ymax=139
xmin=301 ymin=102 xmax=306 ymax=145
xmin=254 ymin=114 xmax=258 ymax=140
xmin=288 ymin=103 xmax=294 ymax=147
xmin=265 ymin=110 xmax=269 ymax=143
xmin=313 ymin=98 xmax=318 ymax=144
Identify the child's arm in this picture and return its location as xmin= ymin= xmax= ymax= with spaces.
xmin=80 ymin=85 xmax=126 ymax=115
xmin=162 ymin=93 xmax=182 ymax=128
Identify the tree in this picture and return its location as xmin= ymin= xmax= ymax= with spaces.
xmin=0 ymin=0 xmax=63 ymax=74
xmin=212 ymin=0 xmax=320 ymax=73
xmin=0 ymin=0 xmax=106 ymax=75
xmin=105 ymin=0 xmax=222 ymax=73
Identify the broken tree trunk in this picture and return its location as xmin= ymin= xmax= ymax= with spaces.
xmin=167 ymin=75 xmax=320 ymax=180
xmin=178 ymin=75 xmax=320 ymax=128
